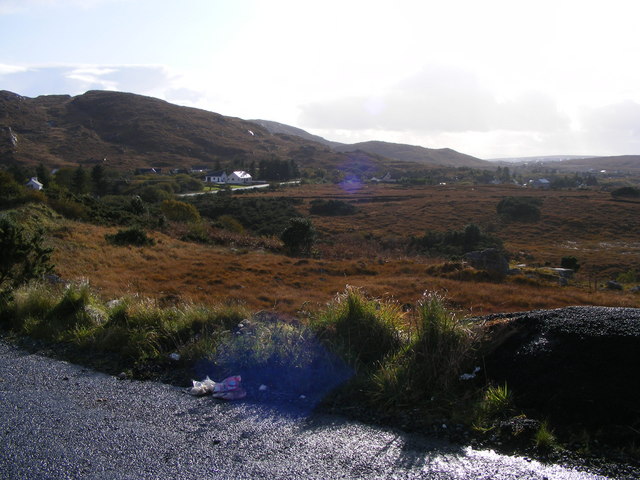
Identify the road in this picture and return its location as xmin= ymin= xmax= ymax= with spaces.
xmin=0 ymin=340 xmax=617 ymax=480
xmin=178 ymin=181 xmax=301 ymax=197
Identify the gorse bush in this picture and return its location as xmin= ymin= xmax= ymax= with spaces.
xmin=187 ymin=195 xmax=302 ymax=235
xmin=496 ymin=196 xmax=542 ymax=222
xmin=611 ymin=186 xmax=640 ymax=199
xmin=309 ymin=199 xmax=357 ymax=216
xmin=0 ymin=215 xmax=54 ymax=296
xmin=410 ymin=223 xmax=503 ymax=258
xmin=281 ymin=217 xmax=316 ymax=256
xmin=105 ymin=227 xmax=155 ymax=246
xmin=161 ymin=199 xmax=201 ymax=223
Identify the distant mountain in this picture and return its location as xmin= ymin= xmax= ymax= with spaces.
xmin=333 ymin=140 xmax=490 ymax=168
xmin=487 ymin=155 xmax=598 ymax=164
xmin=547 ymin=155 xmax=640 ymax=172
xmin=486 ymin=154 xmax=640 ymax=172
xmin=251 ymin=119 xmax=490 ymax=169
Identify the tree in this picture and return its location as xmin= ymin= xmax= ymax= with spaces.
xmin=0 ymin=170 xmax=26 ymax=207
xmin=71 ymin=165 xmax=89 ymax=194
xmin=0 ymin=217 xmax=54 ymax=296
xmin=91 ymin=164 xmax=108 ymax=196
xmin=36 ymin=163 xmax=52 ymax=189
xmin=280 ymin=217 xmax=315 ymax=256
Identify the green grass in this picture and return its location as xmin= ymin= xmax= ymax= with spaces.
xmin=474 ymin=383 xmax=514 ymax=429
xmin=310 ymin=286 xmax=404 ymax=370
xmin=534 ymin=421 xmax=558 ymax=450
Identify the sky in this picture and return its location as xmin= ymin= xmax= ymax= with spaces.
xmin=1 ymin=0 xmax=640 ymax=159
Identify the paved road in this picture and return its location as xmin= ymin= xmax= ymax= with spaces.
xmin=0 ymin=340 xmax=615 ymax=480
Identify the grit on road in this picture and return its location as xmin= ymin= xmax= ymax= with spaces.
xmin=0 ymin=340 xmax=612 ymax=480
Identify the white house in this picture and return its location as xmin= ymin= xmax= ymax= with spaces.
xmin=25 ymin=177 xmax=43 ymax=191
xmin=531 ymin=178 xmax=551 ymax=189
xmin=204 ymin=171 xmax=228 ymax=184
xmin=227 ymin=171 xmax=252 ymax=184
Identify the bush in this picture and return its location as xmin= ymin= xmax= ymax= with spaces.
xmin=617 ymin=269 xmax=638 ymax=284
xmin=410 ymin=223 xmax=502 ymax=258
xmin=48 ymin=197 xmax=88 ymax=220
xmin=309 ymin=199 xmax=357 ymax=216
xmin=161 ymin=199 xmax=201 ymax=223
xmin=216 ymin=215 xmax=245 ymax=234
xmin=281 ymin=217 xmax=316 ymax=256
xmin=560 ymin=256 xmax=580 ymax=271
xmin=497 ymin=196 xmax=542 ymax=222
xmin=105 ymin=227 xmax=155 ymax=246
xmin=187 ymin=195 xmax=303 ymax=236
xmin=0 ymin=216 xmax=54 ymax=296
xmin=611 ymin=186 xmax=640 ymax=199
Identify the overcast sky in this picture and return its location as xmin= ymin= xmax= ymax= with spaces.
xmin=2 ymin=0 xmax=640 ymax=159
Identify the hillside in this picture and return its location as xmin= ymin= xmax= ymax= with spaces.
xmin=545 ymin=155 xmax=640 ymax=173
xmin=0 ymin=90 xmax=406 ymax=176
xmin=332 ymin=140 xmax=490 ymax=168
xmin=251 ymin=119 xmax=490 ymax=169
xmin=249 ymin=119 xmax=343 ymax=149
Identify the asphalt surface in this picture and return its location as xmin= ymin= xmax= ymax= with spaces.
xmin=0 ymin=339 xmax=621 ymax=480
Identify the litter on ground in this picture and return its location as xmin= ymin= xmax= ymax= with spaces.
xmin=188 ymin=375 xmax=246 ymax=400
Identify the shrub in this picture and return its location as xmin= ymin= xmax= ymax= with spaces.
xmin=617 ymin=269 xmax=638 ymax=284
xmin=187 ymin=195 xmax=302 ymax=236
xmin=611 ymin=186 xmax=640 ymax=199
xmin=560 ymin=256 xmax=580 ymax=271
xmin=410 ymin=224 xmax=502 ymax=258
xmin=497 ymin=196 xmax=542 ymax=222
xmin=309 ymin=199 xmax=357 ymax=216
xmin=47 ymin=197 xmax=88 ymax=220
xmin=105 ymin=227 xmax=155 ymax=246
xmin=216 ymin=215 xmax=245 ymax=234
xmin=0 ymin=216 xmax=54 ymax=296
xmin=161 ymin=199 xmax=201 ymax=223
xmin=281 ymin=217 xmax=316 ymax=256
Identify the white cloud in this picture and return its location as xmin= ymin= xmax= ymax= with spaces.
xmin=0 ymin=63 xmax=28 ymax=74
xmin=0 ymin=63 xmax=177 ymax=98
xmin=0 ymin=0 xmax=123 ymax=14
xmin=299 ymin=66 xmax=570 ymax=134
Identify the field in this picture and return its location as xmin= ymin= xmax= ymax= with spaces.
xmin=49 ymin=183 xmax=640 ymax=317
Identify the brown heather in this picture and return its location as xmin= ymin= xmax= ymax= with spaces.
xmin=49 ymin=184 xmax=640 ymax=317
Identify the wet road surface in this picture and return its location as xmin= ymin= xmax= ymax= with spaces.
xmin=0 ymin=340 xmax=618 ymax=479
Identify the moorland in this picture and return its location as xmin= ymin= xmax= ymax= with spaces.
xmin=2 ymin=89 xmax=640 ymax=463
xmin=41 ymin=182 xmax=640 ymax=315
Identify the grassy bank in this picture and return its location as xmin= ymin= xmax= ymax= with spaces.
xmin=5 ymin=280 xmax=640 ymax=468
xmin=0 ymin=282 xmax=495 ymax=422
